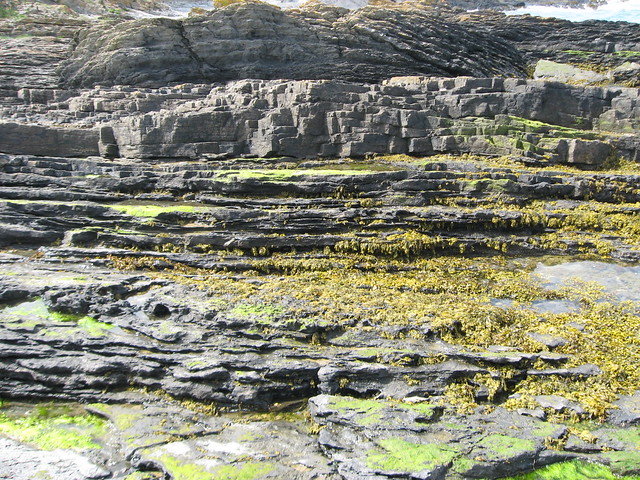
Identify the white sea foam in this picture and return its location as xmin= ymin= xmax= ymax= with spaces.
xmin=136 ymin=0 xmax=640 ymax=20
xmin=506 ymin=0 xmax=640 ymax=23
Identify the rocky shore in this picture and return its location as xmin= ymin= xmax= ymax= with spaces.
xmin=1 ymin=2 xmax=640 ymax=480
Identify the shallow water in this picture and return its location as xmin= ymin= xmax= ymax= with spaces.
xmin=534 ymin=260 xmax=640 ymax=302
xmin=506 ymin=0 xmax=640 ymax=23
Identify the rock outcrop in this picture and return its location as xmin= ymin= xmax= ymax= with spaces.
xmin=1 ymin=3 xmax=640 ymax=480
xmin=53 ymin=3 xmax=640 ymax=89
xmin=2 ymin=77 xmax=639 ymax=163
xmin=59 ymin=2 xmax=527 ymax=88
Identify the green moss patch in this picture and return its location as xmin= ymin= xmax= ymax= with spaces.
xmin=157 ymin=456 xmax=214 ymax=480
xmin=77 ymin=316 xmax=114 ymax=336
xmin=108 ymin=204 xmax=210 ymax=218
xmin=89 ymin=404 xmax=141 ymax=432
xmin=478 ymin=434 xmax=537 ymax=460
xmin=157 ymin=455 xmax=273 ymax=480
xmin=600 ymin=451 xmax=640 ymax=477
xmin=2 ymin=299 xmax=75 ymax=323
xmin=612 ymin=51 xmax=640 ymax=58
xmin=326 ymin=396 xmax=437 ymax=426
xmin=230 ymin=303 xmax=284 ymax=321
xmin=327 ymin=397 xmax=386 ymax=426
xmin=497 ymin=459 xmax=640 ymax=479
xmin=211 ymin=168 xmax=381 ymax=183
xmin=1 ymin=299 xmax=114 ymax=336
xmin=505 ymin=116 xmax=595 ymax=139
xmin=366 ymin=438 xmax=459 ymax=472
xmin=213 ymin=462 xmax=275 ymax=480
xmin=0 ymin=403 xmax=107 ymax=451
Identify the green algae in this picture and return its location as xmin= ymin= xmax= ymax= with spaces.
xmin=212 ymin=168 xmax=380 ymax=183
xmin=532 ymin=422 xmax=564 ymax=438
xmin=496 ymin=459 xmax=640 ymax=480
xmin=157 ymin=456 xmax=274 ymax=480
xmin=213 ymin=462 xmax=275 ymax=480
xmin=157 ymin=456 xmax=215 ymax=480
xmin=89 ymin=404 xmax=141 ymax=431
xmin=478 ymin=434 xmax=536 ymax=460
xmin=451 ymin=456 xmax=480 ymax=475
xmin=601 ymin=451 xmax=640 ymax=477
xmin=78 ymin=316 xmax=114 ymax=336
xmin=505 ymin=116 xmax=595 ymax=139
xmin=2 ymin=299 xmax=73 ymax=322
xmin=606 ymin=427 xmax=640 ymax=447
xmin=366 ymin=438 xmax=458 ymax=472
xmin=326 ymin=396 xmax=437 ymax=427
xmin=1 ymin=299 xmax=114 ymax=336
xmin=612 ymin=51 xmax=640 ymax=58
xmin=327 ymin=397 xmax=386 ymax=426
xmin=563 ymin=50 xmax=596 ymax=57
xmin=109 ymin=204 xmax=210 ymax=218
xmin=0 ymin=403 xmax=107 ymax=451
xmin=230 ymin=303 xmax=284 ymax=320
xmin=122 ymin=473 xmax=162 ymax=480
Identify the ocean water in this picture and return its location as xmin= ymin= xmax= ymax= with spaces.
xmin=147 ymin=0 xmax=640 ymax=18
xmin=506 ymin=0 xmax=640 ymax=23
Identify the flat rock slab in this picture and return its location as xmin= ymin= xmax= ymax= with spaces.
xmin=310 ymin=394 xmax=570 ymax=479
xmin=89 ymin=399 xmax=340 ymax=479
xmin=0 ymin=437 xmax=109 ymax=480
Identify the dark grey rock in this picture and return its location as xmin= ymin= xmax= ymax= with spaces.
xmin=608 ymin=391 xmax=640 ymax=427
xmin=0 ymin=123 xmax=99 ymax=158
xmin=59 ymin=3 xmax=526 ymax=88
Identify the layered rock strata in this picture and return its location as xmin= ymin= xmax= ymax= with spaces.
xmin=59 ymin=2 xmax=528 ymax=88
xmin=1 ymin=4 xmax=640 ymax=480
xmin=1 ymin=154 xmax=640 ymax=260
xmin=56 ymin=2 xmax=640 ymax=88
xmin=2 ymin=77 xmax=640 ymax=163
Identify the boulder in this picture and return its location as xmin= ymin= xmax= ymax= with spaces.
xmin=566 ymin=139 xmax=612 ymax=166
xmin=0 ymin=123 xmax=99 ymax=157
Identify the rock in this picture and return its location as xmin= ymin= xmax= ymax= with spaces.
xmin=58 ymin=3 xmax=526 ymax=88
xmin=612 ymin=62 xmax=640 ymax=87
xmin=533 ymin=60 xmax=609 ymax=85
xmin=527 ymin=332 xmax=568 ymax=349
xmin=566 ymin=139 xmax=612 ymax=166
xmin=89 ymin=400 xmax=340 ymax=480
xmin=3 ymin=76 xmax=638 ymax=162
xmin=528 ymin=364 xmax=603 ymax=379
xmin=564 ymin=434 xmax=606 ymax=454
xmin=0 ymin=437 xmax=108 ymax=480
xmin=310 ymin=397 xmax=569 ymax=480
xmin=517 ymin=408 xmax=546 ymax=420
xmin=0 ymin=285 xmax=30 ymax=303
xmin=0 ymin=6 xmax=638 ymax=478
xmin=534 ymin=395 xmax=586 ymax=416
xmin=0 ymin=123 xmax=99 ymax=158
xmin=608 ymin=391 xmax=640 ymax=427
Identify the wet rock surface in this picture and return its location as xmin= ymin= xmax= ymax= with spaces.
xmin=1 ymin=261 xmax=640 ymax=480
xmin=1 ymin=2 xmax=640 ymax=480
xmin=1 ymin=151 xmax=640 ymax=478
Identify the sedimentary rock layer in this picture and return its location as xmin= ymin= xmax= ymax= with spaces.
xmin=59 ymin=2 xmax=528 ymax=87
xmin=2 ymin=77 xmax=639 ymax=163
xmin=56 ymin=2 xmax=640 ymax=88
